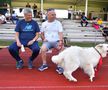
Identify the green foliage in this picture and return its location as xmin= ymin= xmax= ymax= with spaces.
xmin=0 ymin=40 xmax=13 ymax=46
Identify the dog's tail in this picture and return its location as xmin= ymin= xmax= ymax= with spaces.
xmin=51 ymin=55 xmax=63 ymax=64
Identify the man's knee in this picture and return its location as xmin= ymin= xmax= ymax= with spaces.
xmin=8 ymin=45 xmax=14 ymax=52
xmin=41 ymin=45 xmax=48 ymax=52
xmin=8 ymin=43 xmax=18 ymax=52
xmin=32 ymin=47 xmax=40 ymax=53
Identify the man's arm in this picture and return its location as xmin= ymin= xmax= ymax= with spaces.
xmin=15 ymin=32 xmax=22 ymax=47
xmin=59 ymin=32 xmax=63 ymax=41
xmin=32 ymin=32 xmax=39 ymax=41
xmin=40 ymin=32 xmax=45 ymax=41
xmin=27 ymin=32 xmax=39 ymax=46
xmin=57 ymin=32 xmax=64 ymax=50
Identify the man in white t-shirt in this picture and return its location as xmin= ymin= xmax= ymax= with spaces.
xmin=38 ymin=9 xmax=64 ymax=74
xmin=0 ymin=13 xmax=7 ymax=24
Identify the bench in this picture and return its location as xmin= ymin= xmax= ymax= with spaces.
xmin=0 ymin=29 xmax=105 ymax=42
xmin=0 ymin=20 xmax=106 ymax=43
xmin=63 ymin=29 xmax=105 ymax=43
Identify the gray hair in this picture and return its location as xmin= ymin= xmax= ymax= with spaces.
xmin=23 ymin=8 xmax=32 ymax=14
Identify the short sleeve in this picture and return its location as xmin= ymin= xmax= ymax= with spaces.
xmin=15 ymin=21 xmax=21 ymax=32
xmin=35 ymin=21 xmax=40 ymax=32
xmin=40 ymin=22 xmax=45 ymax=32
xmin=58 ymin=21 xmax=63 ymax=32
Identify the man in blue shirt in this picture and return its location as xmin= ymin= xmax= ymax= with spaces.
xmin=8 ymin=8 xmax=40 ymax=69
xmin=80 ymin=12 xmax=88 ymax=27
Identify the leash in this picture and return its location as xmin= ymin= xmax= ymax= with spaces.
xmin=94 ymin=47 xmax=101 ymax=56
xmin=94 ymin=47 xmax=103 ymax=76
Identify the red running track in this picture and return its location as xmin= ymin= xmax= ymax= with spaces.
xmin=0 ymin=48 xmax=108 ymax=90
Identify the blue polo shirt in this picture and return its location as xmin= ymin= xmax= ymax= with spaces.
xmin=81 ymin=15 xmax=87 ymax=21
xmin=15 ymin=19 xmax=40 ymax=45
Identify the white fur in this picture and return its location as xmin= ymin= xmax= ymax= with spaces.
xmin=52 ymin=44 xmax=108 ymax=82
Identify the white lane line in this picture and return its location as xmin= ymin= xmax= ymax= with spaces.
xmin=0 ymin=85 xmax=108 ymax=89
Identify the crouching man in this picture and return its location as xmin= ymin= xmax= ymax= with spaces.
xmin=8 ymin=8 xmax=40 ymax=69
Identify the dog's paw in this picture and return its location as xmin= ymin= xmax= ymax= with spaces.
xmin=89 ymin=77 xmax=94 ymax=82
xmin=89 ymin=75 xmax=95 ymax=82
xmin=90 ymin=78 xmax=93 ymax=82
xmin=69 ymin=78 xmax=77 ymax=82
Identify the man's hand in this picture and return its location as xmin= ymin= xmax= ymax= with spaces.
xmin=43 ymin=39 xmax=48 ymax=42
xmin=57 ymin=40 xmax=64 ymax=50
xmin=27 ymin=40 xmax=35 ymax=46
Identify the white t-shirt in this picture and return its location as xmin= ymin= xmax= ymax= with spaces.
xmin=5 ymin=12 xmax=11 ymax=17
xmin=12 ymin=13 xmax=17 ymax=17
xmin=0 ymin=15 xmax=7 ymax=22
xmin=41 ymin=20 xmax=63 ymax=42
xmin=68 ymin=8 xmax=73 ymax=14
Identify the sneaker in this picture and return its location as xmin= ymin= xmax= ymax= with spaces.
xmin=38 ymin=64 xmax=48 ymax=71
xmin=16 ymin=60 xmax=24 ymax=69
xmin=28 ymin=60 xmax=33 ymax=69
xmin=56 ymin=66 xmax=64 ymax=74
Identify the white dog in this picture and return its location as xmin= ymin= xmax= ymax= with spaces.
xmin=52 ymin=44 xmax=108 ymax=82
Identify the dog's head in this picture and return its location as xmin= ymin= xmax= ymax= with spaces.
xmin=95 ymin=44 xmax=108 ymax=57
xmin=52 ymin=55 xmax=59 ymax=64
xmin=52 ymin=55 xmax=63 ymax=65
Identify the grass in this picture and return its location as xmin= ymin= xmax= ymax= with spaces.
xmin=0 ymin=40 xmax=99 ymax=47
xmin=67 ymin=42 xmax=100 ymax=47
xmin=0 ymin=40 xmax=42 ymax=46
xmin=0 ymin=40 xmax=14 ymax=46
